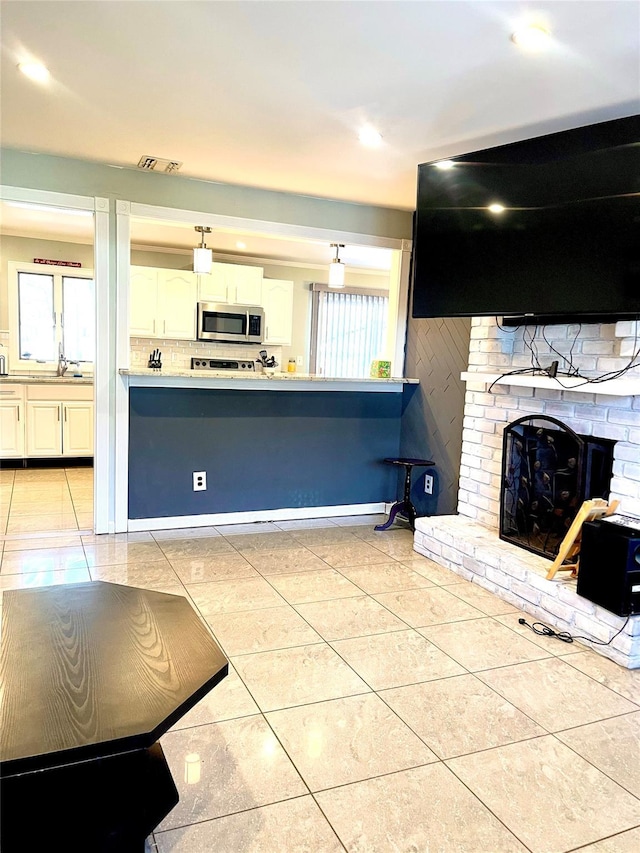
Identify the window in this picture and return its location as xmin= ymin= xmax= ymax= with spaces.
xmin=11 ymin=263 xmax=95 ymax=369
xmin=62 ymin=276 xmax=95 ymax=362
xmin=17 ymin=271 xmax=55 ymax=361
xmin=310 ymin=284 xmax=389 ymax=378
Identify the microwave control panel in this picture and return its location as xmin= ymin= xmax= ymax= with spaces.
xmin=191 ymin=357 xmax=256 ymax=372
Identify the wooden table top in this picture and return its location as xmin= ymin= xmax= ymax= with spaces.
xmin=0 ymin=581 xmax=228 ymax=776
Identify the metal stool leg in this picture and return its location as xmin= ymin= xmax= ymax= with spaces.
xmin=375 ymin=463 xmax=418 ymax=531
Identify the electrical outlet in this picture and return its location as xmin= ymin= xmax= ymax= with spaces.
xmin=424 ymin=474 xmax=434 ymax=495
xmin=193 ymin=471 xmax=207 ymax=491
xmin=296 ymin=355 xmax=303 ymax=367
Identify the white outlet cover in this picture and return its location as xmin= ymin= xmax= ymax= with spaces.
xmin=193 ymin=471 xmax=207 ymax=491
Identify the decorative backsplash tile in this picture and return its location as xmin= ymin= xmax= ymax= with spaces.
xmin=129 ymin=338 xmax=283 ymax=370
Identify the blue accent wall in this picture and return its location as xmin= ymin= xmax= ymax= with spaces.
xmin=128 ymin=388 xmax=405 ymax=519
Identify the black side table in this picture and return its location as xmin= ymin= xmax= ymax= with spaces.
xmin=375 ymin=457 xmax=435 ymax=532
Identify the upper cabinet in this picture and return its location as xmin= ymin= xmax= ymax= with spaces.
xmin=198 ymin=262 xmax=263 ymax=306
xmin=129 ymin=266 xmax=158 ymax=337
xmin=262 ymin=279 xmax=294 ymax=346
xmin=130 ymin=267 xmax=197 ymax=339
xmin=157 ymin=270 xmax=198 ymax=339
xmin=129 ymin=263 xmax=293 ymax=344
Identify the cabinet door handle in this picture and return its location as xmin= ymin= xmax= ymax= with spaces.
xmin=64 ymin=407 xmax=67 ymax=422
xmin=17 ymin=406 xmax=20 ymax=422
xmin=153 ymin=319 xmax=156 ymax=334
xmin=163 ymin=320 xmax=166 ymax=334
xmin=57 ymin=407 xmax=61 ymax=422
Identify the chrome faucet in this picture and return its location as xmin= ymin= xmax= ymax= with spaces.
xmin=57 ymin=342 xmax=68 ymax=376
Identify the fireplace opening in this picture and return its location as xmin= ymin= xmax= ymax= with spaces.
xmin=500 ymin=415 xmax=615 ymax=560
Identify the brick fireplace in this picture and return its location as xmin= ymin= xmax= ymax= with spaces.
xmin=414 ymin=317 xmax=640 ymax=668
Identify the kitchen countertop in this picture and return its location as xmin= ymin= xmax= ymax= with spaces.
xmin=119 ymin=368 xmax=418 ymax=393
xmin=1 ymin=374 xmax=94 ymax=385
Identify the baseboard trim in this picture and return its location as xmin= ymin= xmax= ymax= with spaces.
xmin=127 ymin=502 xmax=387 ymax=532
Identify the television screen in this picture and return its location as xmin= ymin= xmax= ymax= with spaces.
xmin=411 ymin=115 xmax=640 ymax=322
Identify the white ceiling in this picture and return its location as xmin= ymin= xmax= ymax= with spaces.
xmin=1 ymin=1 xmax=638 ymax=265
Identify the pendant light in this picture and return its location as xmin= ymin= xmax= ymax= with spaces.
xmin=328 ymin=243 xmax=345 ymax=288
xmin=193 ymin=226 xmax=213 ymax=274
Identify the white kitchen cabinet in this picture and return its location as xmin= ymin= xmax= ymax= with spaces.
xmin=130 ymin=266 xmax=159 ymax=337
xmin=62 ymin=402 xmax=94 ymax=456
xmin=26 ymin=401 xmax=94 ymax=457
xmin=198 ymin=262 xmax=263 ymax=306
xmin=157 ymin=270 xmax=198 ymax=339
xmin=0 ymin=401 xmax=25 ymax=457
xmin=19 ymin=385 xmax=94 ymax=458
xmin=26 ymin=402 xmax=63 ymax=456
xmin=1 ymin=384 xmax=93 ymax=459
xmin=130 ymin=266 xmax=198 ymax=339
xmin=261 ymin=278 xmax=294 ymax=345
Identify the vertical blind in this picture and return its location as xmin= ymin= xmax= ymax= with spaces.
xmin=315 ymin=290 xmax=388 ymax=377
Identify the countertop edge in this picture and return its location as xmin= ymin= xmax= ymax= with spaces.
xmin=1 ymin=375 xmax=94 ymax=386
xmin=119 ymin=369 xmax=418 ymax=392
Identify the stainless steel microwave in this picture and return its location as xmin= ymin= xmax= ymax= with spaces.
xmin=197 ymin=302 xmax=264 ymax=344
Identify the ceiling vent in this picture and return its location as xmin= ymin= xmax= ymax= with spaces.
xmin=137 ymin=155 xmax=183 ymax=173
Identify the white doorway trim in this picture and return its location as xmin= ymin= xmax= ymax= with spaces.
xmin=114 ymin=200 xmax=411 ymax=531
xmin=0 ymin=186 xmax=110 ymax=533
xmin=114 ymin=201 xmax=131 ymax=532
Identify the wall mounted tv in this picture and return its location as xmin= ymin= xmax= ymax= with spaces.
xmin=411 ymin=115 xmax=640 ymax=324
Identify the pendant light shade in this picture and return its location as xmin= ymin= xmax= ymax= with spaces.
xmin=328 ymin=243 xmax=345 ymax=288
xmin=193 ymin=226 xmax=213 ymax=274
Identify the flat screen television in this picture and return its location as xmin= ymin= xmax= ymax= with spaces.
xmin=411 ymin=115 xmax=640 ymax=324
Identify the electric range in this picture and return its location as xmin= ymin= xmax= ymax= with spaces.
xmin=191 ymin=357 xmax=256 ymax=373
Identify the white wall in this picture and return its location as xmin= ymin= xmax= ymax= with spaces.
xmin=0 ymin=234 xmax=94 ymax=329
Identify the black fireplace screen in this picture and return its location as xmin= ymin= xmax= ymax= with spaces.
xmin=500 ymin=416 xmax=615 ymax=560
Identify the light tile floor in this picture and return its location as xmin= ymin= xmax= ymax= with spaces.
xmin=0 ymin=472 xmax=639 ymax=851
xmin=0 ymin=465 xmax=94 ymax=535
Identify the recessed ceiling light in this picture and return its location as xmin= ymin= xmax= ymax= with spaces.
xmin=18 ymin=61 xmax=50 ymax=82
xmin=488 ymin=203 xmax=506 ymax=214
xmin=511 ymin=25 xmax=551 ymax=52
xmin=358 ymin=126 xmax=383 ymax=148
xmin=434 ymin=160 xmax=455 ymax=170
xmin=236 ymin=241 xmax=246 ymax=250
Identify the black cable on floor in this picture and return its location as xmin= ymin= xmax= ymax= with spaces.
xmin=518 ymin=614 xmax=631 ymax=646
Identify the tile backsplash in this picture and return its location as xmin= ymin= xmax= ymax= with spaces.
xmin=129 ymin=338 xmax=283 ymax=370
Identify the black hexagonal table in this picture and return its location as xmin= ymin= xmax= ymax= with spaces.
xmin=0 ymin=581 xmax=228 ymax=852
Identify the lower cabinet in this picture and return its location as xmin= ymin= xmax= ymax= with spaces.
xmin=0 ymin=401 xmax=25 ymax=457
xmin=26 ymin=401 xmax=94 ymax=457
xmin=26 ymin=402 xmax=63 ymax=456
xmin=63 ymin=402 xmax=94 ymax=455
xmin=1 ymin=384 xmax=94 ymax=459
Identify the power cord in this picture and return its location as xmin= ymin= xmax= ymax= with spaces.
xmin=518 ymin=614 xmax=631 ymax=646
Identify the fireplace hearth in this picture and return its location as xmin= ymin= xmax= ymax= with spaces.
xmin=500 ymin=416 xmax=615 ymax=560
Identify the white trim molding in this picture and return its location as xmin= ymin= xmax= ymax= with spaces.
xmin=0 ymin=186 xmax=111 ymax=535
xmin=93 ymin=197 xmax=111 ymax=533
xmin=128 ymin=201 xmax=408 ymax=252
xmin=114 ymin=203 xmax=132 ymax=532
xmin=128 ymin=503 xmax=387 ymax=532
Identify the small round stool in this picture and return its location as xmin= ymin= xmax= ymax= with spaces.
xmin=375 ymin=457 xmax=435 ymax=531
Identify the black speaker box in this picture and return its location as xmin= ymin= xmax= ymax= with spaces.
xmin=577 ymin=518 xmax=640 ymax=616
